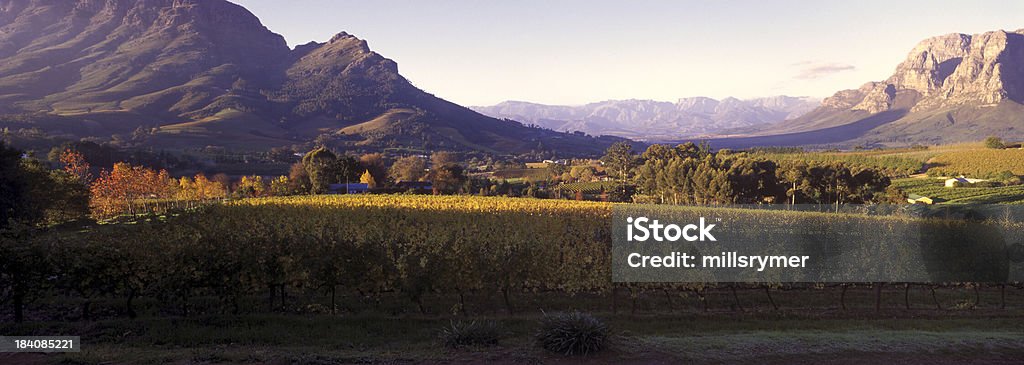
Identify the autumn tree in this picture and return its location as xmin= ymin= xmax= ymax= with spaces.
xmin=269 ymin=176 xmax=293 ymax=196
xmin=389 ymin=156 xmax=427 ymax=183
xmin=60 ymin=149 xmax=92 ymax=184
xmin=430 ymin=164 xmax=466 ymax=195
xmin=430 ymin=151 xmax=459 ymax=168
xmin=235 ymin=176 xmax=267 ymax=198
xmin=90 ymin=163 xmax=179 ymax=218
xmin=359 ymin=170 xmax=378 ymax=188
xmin=359 ymin=153 xmax=388 ymax=185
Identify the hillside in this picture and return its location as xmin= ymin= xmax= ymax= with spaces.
xmin=472 ymin=96 xmax=818 ymax=141
xmin=0 ymin=0 xmax=616 ymax=155
xmin=701 ymin=29 xmax=1024 ymax=149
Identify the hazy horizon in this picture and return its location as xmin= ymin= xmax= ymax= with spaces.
xmin=232 ymin=0 xmax=1023 ymax=106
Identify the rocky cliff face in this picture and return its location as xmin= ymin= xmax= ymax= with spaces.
xmin=740 ymin=28 xmax=1024 ymax=148
xmin=0 ymin=0 xmax=613 ymax=154
xmin=821 ymin=30 xmax=1024 ymax=114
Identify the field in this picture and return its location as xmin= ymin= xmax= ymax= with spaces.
xmin=753 ymin=151 xmax=925 ymax=177
xmin=3 ymin=195 xmax=1024 ymax=364
xmin=752 ymin=142 xmax=1024 ymax=179
xmin=894 ymin=178 xmax=1024 ymax=204
xmin=927 ymin=148 xmax=1024 ymax=178
xmin=490 ymin=167 xmax=555 ymax=182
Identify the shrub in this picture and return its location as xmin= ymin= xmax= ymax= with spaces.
xmin=536 ymin=311 xmax=609 ymax=356
xmin=985 ymin=136 xmax=1005 ymax=149
xmin=438 ymin=320 xmax=501 ymax=348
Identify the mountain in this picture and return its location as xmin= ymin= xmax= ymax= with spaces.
xmin=471 ymin=96 xmax=819 ymax=141
xmin=0 ymin=0 xmax=617 ymax=155
xmin=721 ymin=29 xmax=1024 ymax=148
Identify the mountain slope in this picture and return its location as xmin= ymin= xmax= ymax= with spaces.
xmin=737 ymin=29 xmax=1024 ymax=147
xmin=0 ymin=0 xmax=616 ymax=155
xmin=471 ymin=96 xmax=818 ymax=141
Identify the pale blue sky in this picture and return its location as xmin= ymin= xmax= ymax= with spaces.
xmin=232 ymin=0 xmax=1023 ymax=106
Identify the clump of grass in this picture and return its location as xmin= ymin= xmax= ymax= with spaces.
xmin=438 ymin=320 xmax=501 ymax=348
xmin=535 ymin=311 xmax=609 ymax=355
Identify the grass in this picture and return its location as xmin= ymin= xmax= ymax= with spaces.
xmin=4 ymin=285 xmax=1023 ymax=364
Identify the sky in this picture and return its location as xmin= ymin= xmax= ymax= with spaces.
xmin=232 ymin=0 xmax=1024 ymax=106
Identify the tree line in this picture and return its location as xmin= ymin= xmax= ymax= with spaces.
xmin=601 ymin=142 xmax=901 ymax=205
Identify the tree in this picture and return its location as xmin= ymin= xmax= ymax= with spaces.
xmin=302 ymin=147 xmax=338 ymax=194
xmin=269 ymin=176 xmax=293 ymax=196
xmin=288 ymin=162 xmax=311 ymax=194
xmin=430 ymin=151 xmax=459 ymax=168
xmin=2 ymin=143 xmax=89 ymax=226
xmin=334 ymin=154 xmax=363 ymax=185
xmin=235 ymin=176 xmax=266 ymax=198
xmin=389 ymin=156 xmax=427 ymax=182
xmin=60 ymin=149 xmax=92 ymax=184
xmin=90 ymin=163 xmax=176 ymax=218
xmin=1 ymin=141 xmax=28 ymax=228
xmin=430 ymin=164 xmax=466 ymax=194
xmin=601 ymin=142 xmax=639 ymax=182
xmin=985 ymin=136 xmax=1005 ymax=149
xmin=212 ymin=173 xmax=232 ymax=197
xmin=359 ymin=170 xmax=378 ymax=188
xmin=359 ymin=153 xmax=388 ymax=185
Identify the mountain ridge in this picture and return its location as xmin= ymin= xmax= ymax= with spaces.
xmin=705 ymin=28 xmax=1024 ymax=148
xmin=471 ymin=96 xmax=819 ymax=141
xmin=0 ymin=0 xmax=617 ymax=155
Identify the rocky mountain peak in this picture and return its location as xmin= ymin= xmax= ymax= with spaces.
xmin=819 ymin=29 xmax=1024 ymax=114
xmin=886 ymin=33 xmax=971 ymax=95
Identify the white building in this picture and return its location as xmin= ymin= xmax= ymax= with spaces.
xmin=944 ymin=177 xmax=987 ymax=187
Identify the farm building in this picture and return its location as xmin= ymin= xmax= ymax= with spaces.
xmin=944 ymin=177 xmax=988 ymax=187
xmin=328 ymin=183 xmax=370 ymax=194
xmin=906 ymin=194 xmax=934 ymax=205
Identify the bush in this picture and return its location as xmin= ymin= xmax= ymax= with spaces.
xmin=536 ymin=311 xmax=609 ymax=356
xmin=438 ymin=320 xmax=501 ymax=348
xmin=985 ymin=136 xmax=1005 ymax=149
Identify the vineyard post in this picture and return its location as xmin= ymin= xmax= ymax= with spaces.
xmin=904 ymin=283 xmax=911 ymax=310
xmin=1000 ymin=284 xmax=1006 ymax=309
xmin=764 ymin=284 xmax=778 ymax=311
xmin=730 ymin=284 xmax=744 ymax=312
xmin=874 ymin=282 xmax=883 ymax=312
xmin=840 ymin=284 xmax=848 ymax=310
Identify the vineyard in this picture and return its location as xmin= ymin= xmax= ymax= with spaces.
xmin=893 ymin=178 xmax=1024 ymax=204
xmin=927 ymin=148 xmax=1024 ymax=178
xmin=751 ymin=151 xmax=924 ymax=177
xmin=4 ymin=195 xmax=1023 ymax=323
xmin=3 ymin=195 xmax=1024 ymax=364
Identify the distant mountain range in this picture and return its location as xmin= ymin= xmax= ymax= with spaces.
xmin=0 ymin=1 xmax=1020 ymax=154
xmin=702 ymin=29 xmax=1024 ymax=149
xmin=471 ymin=96 xmax=819 ymax=141
xmin=0 ymin=0 xmax=617 ymax=155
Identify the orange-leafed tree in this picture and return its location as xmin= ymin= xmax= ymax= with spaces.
xmin=60 ymin=149 xmax=91 ymax=184
xmin=193 ymin=174 xmax=227 ymax=200
xmin=89 ymin=163 xmax=174 ymax=218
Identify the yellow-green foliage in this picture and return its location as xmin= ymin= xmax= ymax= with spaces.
xmin=11 ymin=195 xmax=1020 ymax=318
xmin=929 ymin=149 xmax=1024 ymax=178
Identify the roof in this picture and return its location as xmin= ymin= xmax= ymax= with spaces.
xmin=328 ymin=183 xmax=369 ymax=190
